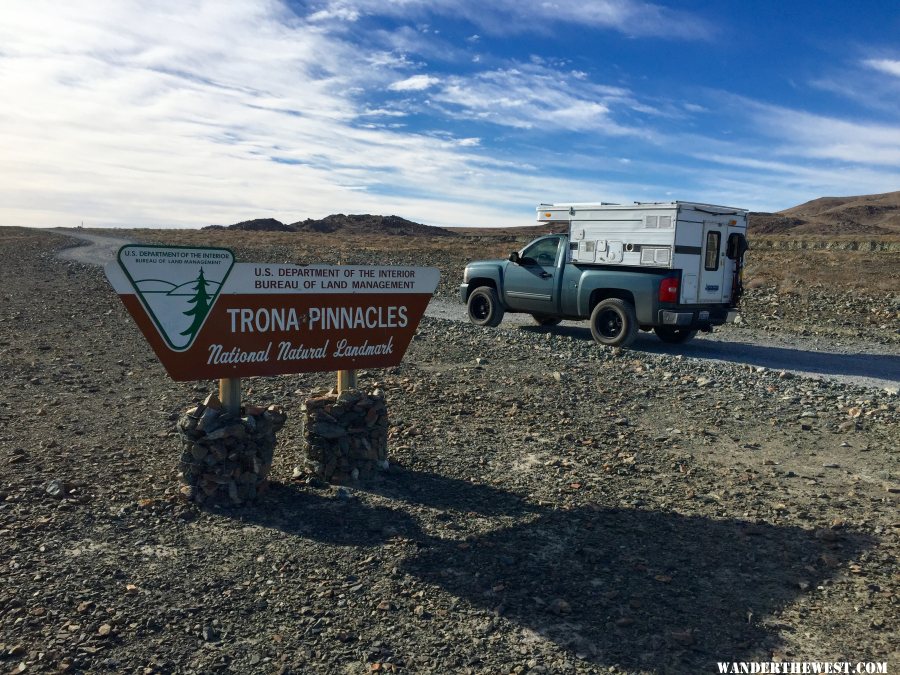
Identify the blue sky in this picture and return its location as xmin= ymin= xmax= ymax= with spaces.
xmin=1 ymin=0 xmax=899 ymax=228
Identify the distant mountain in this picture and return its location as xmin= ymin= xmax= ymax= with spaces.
xmin=203 ymin=218 xmax=292 ymax=232
xmin=203 ymin=214 xmax=456 ymax=237
xmin=202 ymin=193 xmax=900 ymax=238
xmin=289 ymin=214 xmax=457 ymax=237
xmin=749 ymin=191 xmax=900 ymax=235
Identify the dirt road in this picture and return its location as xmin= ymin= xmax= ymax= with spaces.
xmin=52 ymin=228 xmax=133 ymax=264
xmin=57 ymin=228 xmax=898 ymax=391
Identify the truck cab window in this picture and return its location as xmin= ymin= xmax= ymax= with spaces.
xmin=521 ymin=237 xmax=561 ymax=266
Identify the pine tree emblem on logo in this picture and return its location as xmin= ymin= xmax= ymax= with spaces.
xmin=115 ymin=245 xmax=235 ymax=351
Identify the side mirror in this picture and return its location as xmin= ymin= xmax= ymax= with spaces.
xmin=508 ymin=252 xmax=520 ymax=264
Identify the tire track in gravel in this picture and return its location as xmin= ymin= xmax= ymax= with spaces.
xmin=52 ymin=228 xmax=900 ymax=392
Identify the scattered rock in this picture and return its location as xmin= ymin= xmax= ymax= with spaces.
xmin=45 ymin=479 xmax=70 ymax=499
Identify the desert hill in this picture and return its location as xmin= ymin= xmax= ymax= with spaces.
xmin=204 ymin=214 xmax=456 ymax=237
xmin=290 ymin=214 xmax=456 ymax=237
xmin=204 ymin=217 xmax=293 ymax=232
xmin=202 ymin=192 xmax=900 ymax=237
xmin=749 ymin=190 xmax=900 ymax=235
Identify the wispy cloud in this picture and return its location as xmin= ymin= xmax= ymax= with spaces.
xmin=0 ymin=1 xmax=537 ymax=227
xmin=426 ymin=64 xmax=639 ymax=134
xmin=303 ymin=0 xmax=715 ymax=39
xmin=863 ymin=58 xmax=900 ymax=78
xmin=388 ymin=74 xmax=440 ymax=91
xmin=743 ymin=101 xmax=900 ymax=167
xmin=1 ymin=0 xmax=898 ymax=230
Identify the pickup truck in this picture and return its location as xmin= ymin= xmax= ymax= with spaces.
xmin=459 ymin=208 xmax=748 ymax=349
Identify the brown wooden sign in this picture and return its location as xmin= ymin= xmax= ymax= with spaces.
xmin=105 ymin=245 xmax=439 ymax=381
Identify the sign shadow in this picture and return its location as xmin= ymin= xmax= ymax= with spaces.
xmin=354 ymin=464 xmax=540 ymax=517
xmin=221 ymin=481 xmax=426 ymax=548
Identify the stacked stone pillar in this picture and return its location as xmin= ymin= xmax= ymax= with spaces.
xmin=177 ymin=394 xmax=286 ymax=505
xmin=302 ymin=388 xmax=389 ymax=482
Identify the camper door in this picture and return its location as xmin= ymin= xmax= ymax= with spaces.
xmin=698 ymin=221 xmax=727 ymax=303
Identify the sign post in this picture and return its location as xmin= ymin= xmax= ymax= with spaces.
xmin=219 ymin=377 xmax=241 ymax=416
xmin=337 ymin=369 xmax=357 ymax=394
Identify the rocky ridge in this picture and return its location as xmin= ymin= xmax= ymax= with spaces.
xmin=203 ymin=215 xmax=456 ymax=237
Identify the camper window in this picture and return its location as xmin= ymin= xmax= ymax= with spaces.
xmin=645 ymin=215 xmax=672 ymax=228
xmin=726 ymin=232 xmax=749 ymax=260
xmin=705 ymin=231 xmax=721 ymax=271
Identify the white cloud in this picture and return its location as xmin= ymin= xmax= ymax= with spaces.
xmin=429 ymin=64 xmax=639 ymax=134
xmin=0 ymin=0 xmax=542 ymax=228
xmin=745 ymin=101 xmax=900 ymax=167
xmin=304 ymin=0 xmax=714 ymax=39
xmin=863 ymin=58 xmax=900 ymax=78
xmin=2 ymin=0 xmax=898 ymax=229
xmin=388 ymin=74 xmax=440 ymax=91
xmin=307 ymin=6 xmax=360 ymax=22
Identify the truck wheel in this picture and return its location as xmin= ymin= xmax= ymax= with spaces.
xmin=467 ymin=287 xmax=504 ymax=327
xmin=589 ymin=299 xmax=638 ymax=348
xmin=654 ymin=326 xmax=697 ymax=344
xmin=531 ymin=314 xmax=562 ymax=327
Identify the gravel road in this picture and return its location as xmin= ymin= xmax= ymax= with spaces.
xmin=55 ymin=228 xmax=899 ymax=392
xmin=52 ymin=229 xmax=133 ymax=265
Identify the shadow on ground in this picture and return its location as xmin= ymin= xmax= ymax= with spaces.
xmin=355 ymin=464 xmax=540 ymax=517
xmin=518 ymin=323 xmax=900 ymax=384
xmin=402 ymin=504 xmax=872 ymax=672
xmin=223 ymin=467 xmax=536 ymax=545
xmin=224 ymin=481 xmax=426 ymax=547
xmin=221 ymin=471 xmax=871 ymax=672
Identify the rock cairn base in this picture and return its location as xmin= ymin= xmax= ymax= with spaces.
xmin=177 ymin=394 xmax=286 ymax=506
xmin=302 ymin=388 xmax=388 ymax=482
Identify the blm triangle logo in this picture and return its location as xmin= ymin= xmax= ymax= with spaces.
xmin=112 ymin=245 xmax=235 ymax=352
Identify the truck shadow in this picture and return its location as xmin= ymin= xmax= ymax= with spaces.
xmin=519 ymin=324 xmax=900 ymax=384
xmin=402 ymin=504 xmax=871 ymax=672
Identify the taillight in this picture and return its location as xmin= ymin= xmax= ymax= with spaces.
xmin=659 ymin=276 xmax=679 ymax=303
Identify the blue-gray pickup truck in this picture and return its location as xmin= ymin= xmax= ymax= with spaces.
xmin=459 ymin=207 xmax=748 ymax=348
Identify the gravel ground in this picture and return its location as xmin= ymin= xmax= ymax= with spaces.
xmin=0 ymin=228 xmax=897 ymax=674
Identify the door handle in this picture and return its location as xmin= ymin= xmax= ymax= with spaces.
xmin=540 ymin=272 xmax=552 ymax=279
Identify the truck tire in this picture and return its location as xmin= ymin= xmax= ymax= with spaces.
xmin=531 ymin=314 xmax=562 ymax=327
xmin=589 ymin=299 xmax=638 ymax=348
xmin=467 ymin=287 xmax=504 ymax=327
xmin=654 ymin=326 xmax=697 ymax=344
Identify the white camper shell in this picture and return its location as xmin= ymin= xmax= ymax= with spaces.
xmin=537 ymin=201 xmax=749 ymax=306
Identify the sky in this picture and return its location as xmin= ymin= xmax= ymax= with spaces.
xmin=1 ymin=1 xmax=900 ymax=229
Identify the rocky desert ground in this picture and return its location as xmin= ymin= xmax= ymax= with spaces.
xmin=0 ymin=226 xmax=897 ymax=674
